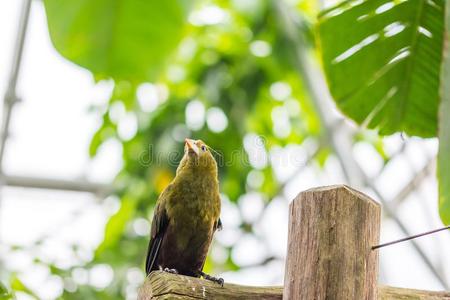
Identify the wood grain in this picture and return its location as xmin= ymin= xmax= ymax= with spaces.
xmin=138 ymin=272 xmax=450 ymax=299
xmin=283 ymin=185 xmax=381 ymax=300
xmin=379 ymin=286 xmax=450 ymax=299
xmin=138 ymin=271 xmax=282 ymax=300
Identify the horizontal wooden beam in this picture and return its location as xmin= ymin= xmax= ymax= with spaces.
xmin=379 ymin=286 xmax=450 ymax=300
xmin=138 ymin=271 xmax=281 ymax=300
xmin=139 ymin=272 xmax=450 ymax=300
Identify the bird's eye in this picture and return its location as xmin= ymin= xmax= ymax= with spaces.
xmin=201 ymin=145 xmax=206 ymax=152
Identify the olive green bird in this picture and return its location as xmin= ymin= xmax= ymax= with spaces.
xmin=145 ymin=138 xmax=223 ymax=284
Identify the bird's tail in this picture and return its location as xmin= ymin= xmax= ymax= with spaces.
xmin=145 ymin=236 xmax=162 ymax=275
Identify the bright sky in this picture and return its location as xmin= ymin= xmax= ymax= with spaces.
xmin=0 ymin=1 xmax=449 ymax=299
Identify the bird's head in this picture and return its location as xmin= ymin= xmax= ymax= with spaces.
xmin=176 ymin=139 xmax=218 ymax=176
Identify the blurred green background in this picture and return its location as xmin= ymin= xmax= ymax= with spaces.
xmin=1 ymin=0 xmax=449 ymax=299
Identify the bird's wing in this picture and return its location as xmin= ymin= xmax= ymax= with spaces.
xmin=214 ymin=194 xmax=222 ymax=232
xmin=145 ymin=186 xmax=171 ymax=275
xmin=214 ymin=218 xmax=222 ymax=231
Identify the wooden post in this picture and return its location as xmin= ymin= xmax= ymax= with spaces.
xmin=139 ymin=185 xmax=450 ymax=299
xmin=283 ymin=185 xmax=381 ymax=300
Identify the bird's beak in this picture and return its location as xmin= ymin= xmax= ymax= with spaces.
xmin=185 ymin=138 xmax=199 ymax=155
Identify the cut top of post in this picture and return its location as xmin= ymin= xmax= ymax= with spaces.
xmin=300 ymin=184 xmax=381 ymax=207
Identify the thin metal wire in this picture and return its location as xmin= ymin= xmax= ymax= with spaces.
xmin=373 ymin=226 xmax=450 ymax=250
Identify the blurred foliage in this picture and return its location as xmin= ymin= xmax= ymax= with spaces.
xmin=43 ymin=0 xmax=190 ymax=81
xmin=47 ymin=1 xmax=323 ymax=298
xmin=0 ymin=281 xmax=12 ymax=300
xmin=317 ymin=0 xmax=450 ymax=224
xmin=438 ymin=1 xmax=450 ymax=226
xmin=1 ymin=0 xmax=405 ymax=299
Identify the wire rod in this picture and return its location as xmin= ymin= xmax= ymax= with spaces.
xmin=373 ymin=226 xmax=450 ymax=250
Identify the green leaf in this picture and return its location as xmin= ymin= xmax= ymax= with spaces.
xmin=10 ymin=275 xmax=38 ymax=299
xmin=95 ymin=197 xmax=137 ymax=257
xmin=0 ymin=282 xmax=12 ymax=300
xmin=43 ymin=0 xmax=189 ymax=81
xmin=438 ymin=1 xmax=450 ymax=225
xmin=318 ymin=0 xmax=444 ymax=137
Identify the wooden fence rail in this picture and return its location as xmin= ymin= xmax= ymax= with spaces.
xmin=139 ymin=185 xmax=450 ymax=299
xmin=139 ymin=272 xmax=450 ymax=299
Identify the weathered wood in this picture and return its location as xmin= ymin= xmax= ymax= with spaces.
xmin=379 ymin=286 xmax=450 ymax=299
xmin=283 ymin=185 xmax=381 ymax=300
xmin=138 ymin=272 xmax=450 ymax=299
xmin=138 ymin=271 xmax=282 ymax=300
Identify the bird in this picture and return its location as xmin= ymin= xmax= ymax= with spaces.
xmin=145 ymin=138 xmax=223 ymax=285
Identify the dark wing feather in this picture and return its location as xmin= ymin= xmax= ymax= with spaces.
xmin=145 ymin=186 xmax=171 ymax=275
xmin=215 ymin=218 xmax=222 ymax=231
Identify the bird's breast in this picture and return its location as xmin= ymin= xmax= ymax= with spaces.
xmin=170 ymin=193 xmax=219 ymax=226
xmin=165 ymin=178 xmax=220 ymax=250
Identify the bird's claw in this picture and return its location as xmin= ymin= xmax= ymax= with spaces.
xmin=159 ymin=266 xmax=179 ymax=274
xmin=198 ymin=271 xmax=224 ymax=287
xmin=164 ymin=268 xmax=179 ymax=274
xmin=215 ymin=277 xmax=225 ymax=287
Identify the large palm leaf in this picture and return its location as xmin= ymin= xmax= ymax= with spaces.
xmin=318 ymin=0 xmax=444 ymax=137
xmin=318 ymin=0 xmax=450 ymax=224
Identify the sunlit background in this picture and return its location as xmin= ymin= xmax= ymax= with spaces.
xmin=0 ymin=0 xmax=449 ymax=299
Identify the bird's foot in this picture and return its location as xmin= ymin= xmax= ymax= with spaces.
xmin=197 ymin=270 xmax=224 ymax=287
xmin=159 ymin=266 xmax=179 ymax=274
xmin=164 ymin=268 xmax=179 ymax=274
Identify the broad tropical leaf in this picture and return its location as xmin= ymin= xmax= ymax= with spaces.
xmin=43 ymin=0 xmax=189 ymax=81
xmin=438 ymin=1 xmax=450 ymax=225
xmin=318 ymin=0 xmax=444 ymax=137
